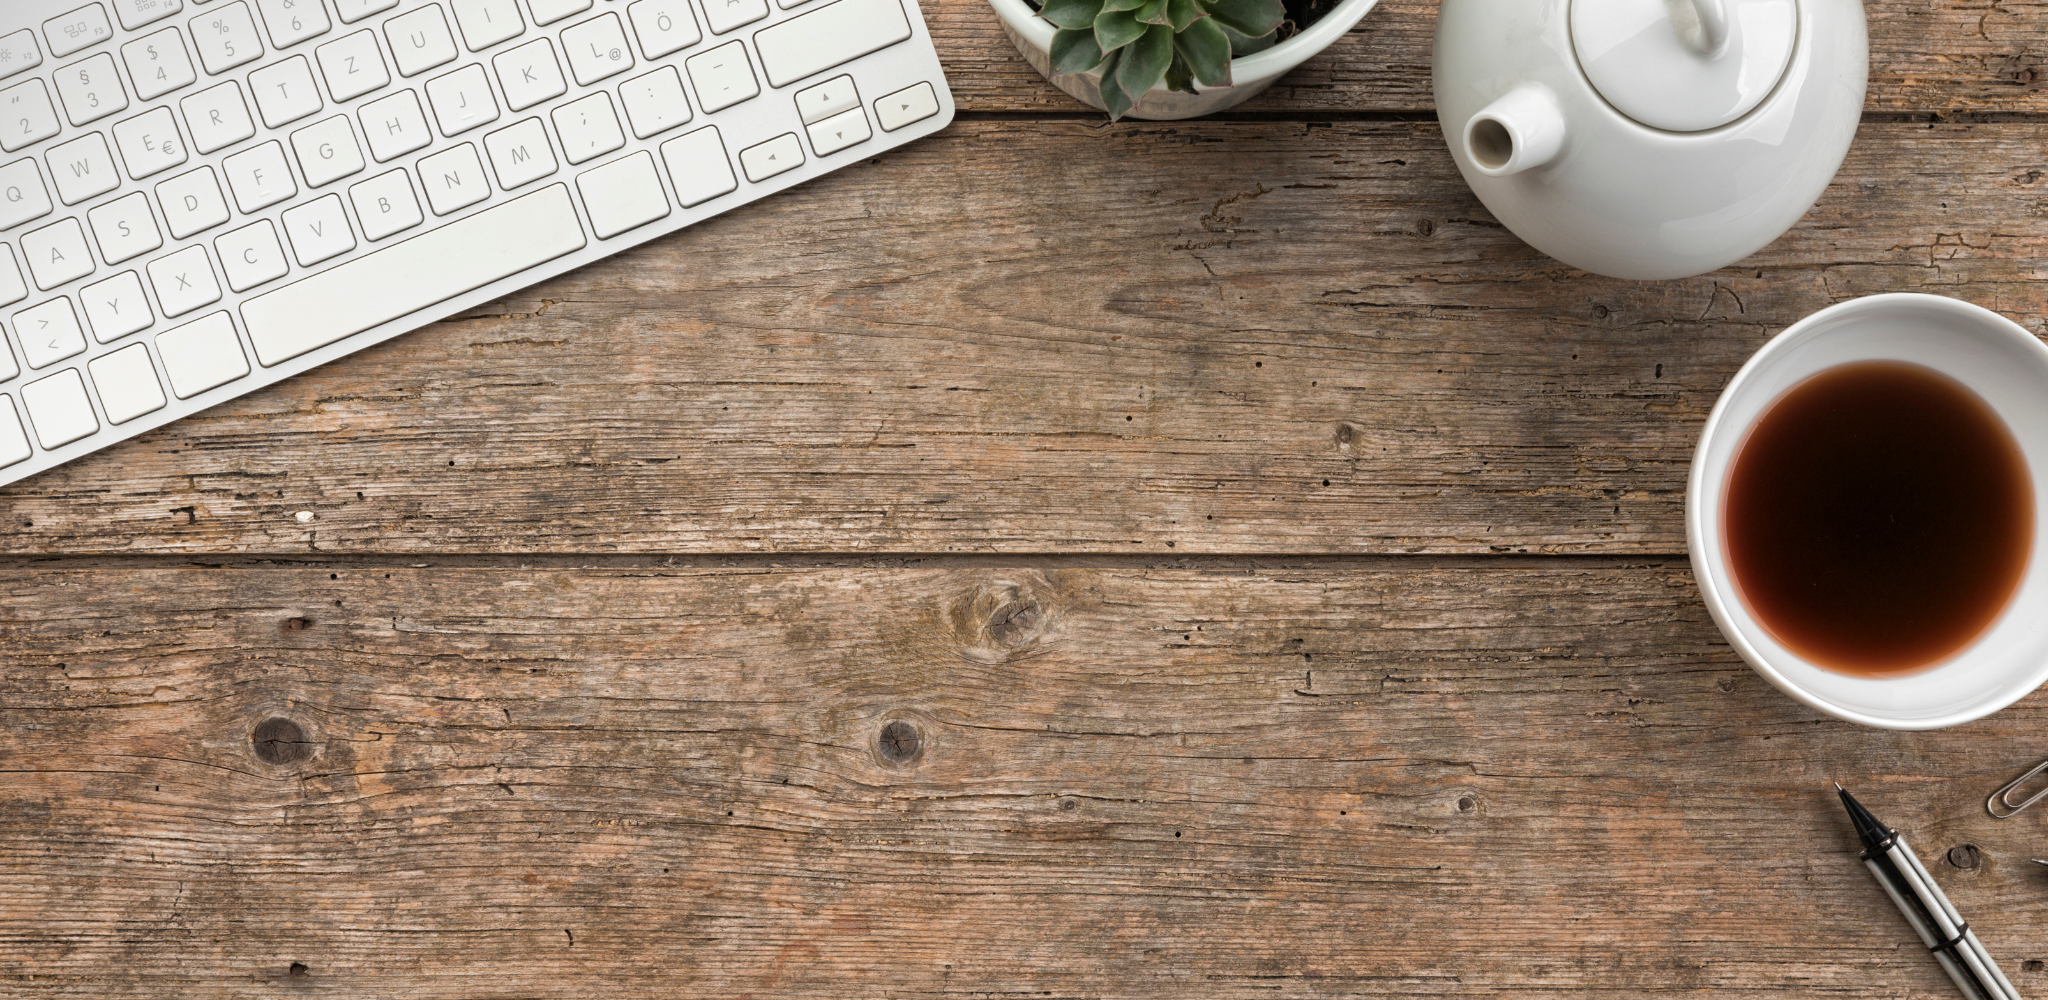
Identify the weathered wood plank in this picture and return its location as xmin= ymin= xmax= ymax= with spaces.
xmin=938 ymin=0 xmax=2048 ymax=114
xmin=3 ymin=119 xmax=2039 ymax=555
xmin=0 ymin=558 xmax=2038 ymax=996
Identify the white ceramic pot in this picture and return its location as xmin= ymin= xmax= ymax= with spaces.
xmin=988 ymin=0 xmax=1380 ymax=120
xmin=1434 ymin=0 xmax=1868 ymax=280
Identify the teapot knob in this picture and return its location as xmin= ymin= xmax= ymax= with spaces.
xmin=1691 ymin=0 xmax=1728 ymax=56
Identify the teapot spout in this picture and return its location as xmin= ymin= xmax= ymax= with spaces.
xmin=1463 ymin=85 xmax=1566 ymax=177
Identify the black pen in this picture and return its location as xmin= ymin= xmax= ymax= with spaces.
xmin=1838 ymin=784 xmax=2020 ymax=1000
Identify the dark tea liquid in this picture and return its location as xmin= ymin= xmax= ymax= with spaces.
xmin=1724 ymin=360 xmax=2033 ymax=676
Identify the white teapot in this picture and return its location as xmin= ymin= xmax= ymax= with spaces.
xmin=1434 ymin=0 xmax=1867 ymax=280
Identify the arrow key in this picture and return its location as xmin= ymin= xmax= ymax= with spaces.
xmin=875 ymin=80 xmax=938 ymax=132
xmin=738 ymin=132 xmax=802 ymax=183
xmin=805 ymin=105 xmax=869 ymax=156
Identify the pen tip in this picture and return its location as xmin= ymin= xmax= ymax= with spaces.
xmin=2034 ymin=859 xmax=2048 ymax=867
xmin=1834 ymin=781 xmax=1844 ymax=792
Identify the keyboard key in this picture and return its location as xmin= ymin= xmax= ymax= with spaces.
xmin=702 ymin=0 xmax=768 ymax=35
xmin=451 ymin=0 xmax=523 ymax=51
xmin=222 ymin=139 xmax=295 ymax=211
xmin=528 ymin=0 xmax=593 ymax=25
xmin=54 ymin=53 xmax=128 ymax=126
xmin=875 ymin=80 xmax=937 ymax=131
xmin=0 ymin=158 xmax=54 ymax=229
xmin=46 ymin=131 xmax=117 ymax=204
xmin=551 ymin=92 xmax=622 ymax=164
xmin=482 ymin=117 xmax=555 ymax=188
xmin=21 ymin=368 xmax=97 ymax=447
xmin=240 ymin=184 xmax=585 ymax=366
xmin=385 ymin=5 xmax=458 ymax=76
xmin=417 ymin=142 xmax=488 ymax=214
xmin=738 ymin=132 xmax=800 ymax=182
xmin=254 ymin=0 xmax=330 ymax=48
xmin=315 ymin=30 xmax=389 ymax=102
xmin=109 ymin=0 xmax=185 ymax=32
xmin=289 ymin=115 xmax=364 ymax=186
xmin=492 ymin=37 xmax=565 ymax=111
xmin=14 ymin=297 xmax=86 ymax=368
xmin=563 ymin=13 xmax=634 ymax=86
xmin=358 ymin=88 xmax=430 ymax=161
xmin=685 ymin=41 xmax=756 ymax=113
xmin=619 ymin=65 xmax=690 ymax=139
xmin=426 ymin=63 xmax=498 ymax=135
xmin=87 ymin=342 xmax=165 ymax=423
xmin=335 ymin=0 xmax=401 ymax=23
xmin=215 ymin=218 xmax=288 ymax=290
xmin=22 ymin=217 xmax=93 ymax=289
xmin=348 ymin=168 xmax=422 ymax=239
xmin=146 ymin=244 xmax=221 ymax=316
xmin=0 ymin=31 xmax=47 ymax=83
xmin=86 ymin=191 xmax=163 ymax=263
xmin=154 ymin=310 xmax=247 ymax=396
xmin=250 ymin=54 xmax=322 ymax=127
xmin=112 ymin=106 xmax=188 ymax=178
xmin=80 ymin=269 xmax=152 ymax=341
xmin=805 ymin=105 xmax=868 ymax=155
xmin=190 ymin=2 xmax=263 ymax=75
xmin=121 ymin=28 xmax=197 ymax=100
xmin=280 ymin=193 xmax=355 ymax=264
xmin=0 ymin=245 xmax=27 ymax=306
xmin=0 ymin=396 xmax=30 ymax=466
xmin=0 ymin=339 xmax=14 ymax=383
xmin=577 ymin=150 xmax=667 ymax=238
xmin=180 ymin=80 xmax=254 ymax=151
xmin=754 ymin=0 xmax=911 ymax=88
xmin=0 ymin=80 xmax=62 ymax=153
xmin=156 ymin=166 xmax=230 ymax=237
xmin=45 ymin=5 xmax=115 ymax=59
xmin=794 ymin=74 xmax=854 ymax=124
xmin=628 ymin=0 xmax=701 ymax=60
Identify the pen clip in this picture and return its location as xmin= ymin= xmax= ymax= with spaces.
xmin=1987 ymin=757 xmax=2048 ymax=819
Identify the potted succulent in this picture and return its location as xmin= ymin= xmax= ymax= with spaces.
xmin=988 ymin=0 xmax=1380 ymax=119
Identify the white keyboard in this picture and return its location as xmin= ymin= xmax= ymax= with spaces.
xmin=0 ymin=0 xmax=953 ymax=486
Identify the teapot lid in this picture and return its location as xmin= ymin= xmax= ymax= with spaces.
xmin=1570 ymin=0 xmax=1798 ymax=132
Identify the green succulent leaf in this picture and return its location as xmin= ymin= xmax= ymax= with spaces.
xmin=1097 ymin=47 xmax=1134 ymax=119
xmin=1094 ymin=7 xmax=1146 ymax=53
xmin=1201 ymin=0 xmax=1283 ymax=39
xmin=1172 ymin=15 xmax=1231 ymax=87
xmin=1164 ymin=52 xmax=1196 ymax=93
xmin=1039 ymin=0 xmax=1105 ymax=28
xmin=1102 ymin=0 xmax=1147 ymax=12
xmin=1134 ymin=0 xmax=1171 ymax=24
xmin=1165 ymin=0 xmax=1205 ymax=32
xmin=1116 ymin=23 xmax=1173 ymax=100
xmin=1050 ymin=26 xmax=1106 ymax=72
xmin=1219 ymin=19 xmax=1277 ymax=56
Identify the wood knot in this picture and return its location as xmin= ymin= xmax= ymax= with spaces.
xmin=252 ymin=717 xmax=312 ymax=765
xmin=877 ymin=720 xmax=922 ymax=766
xmin=1947 ymin=844 xmax=1983 ymax=870
xmin=2024 ymin=960 xmax=2043 ymax=973
xmin=944 ymin=574 xmax=1061 ymax=663
xmin=289 ymin=963 xmax=309 ymax=978
xmin=1454 ymin=794 xmax=1478 ymax=814
xmin=283 ymin=617 xmax=312 ymax=631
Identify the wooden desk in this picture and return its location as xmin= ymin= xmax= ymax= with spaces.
xmin=3 ymin=2 xmax=2044 ymax=994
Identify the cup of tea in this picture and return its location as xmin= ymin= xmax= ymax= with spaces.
xmin=1688 ymin=293 xmax=2048 ymax=729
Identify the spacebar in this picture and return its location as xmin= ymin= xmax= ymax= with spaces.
xmin=240 ymin=184 xmax=587 ymax=368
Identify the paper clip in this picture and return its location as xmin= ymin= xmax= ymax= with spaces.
xmin=1987 ymin=758 xmax=2048 ymax=819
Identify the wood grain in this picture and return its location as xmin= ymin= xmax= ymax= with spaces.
xmin=4 ymin=119 xmax=2042 ymax=555
xmin=2 ymin=557 xmax=2040 ymax=996
xmin=937 ymin=0 xmax=2048 ymax=115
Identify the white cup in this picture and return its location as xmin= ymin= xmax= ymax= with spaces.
xmin=1688 ymin=293 xmax=2048 ymax=729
